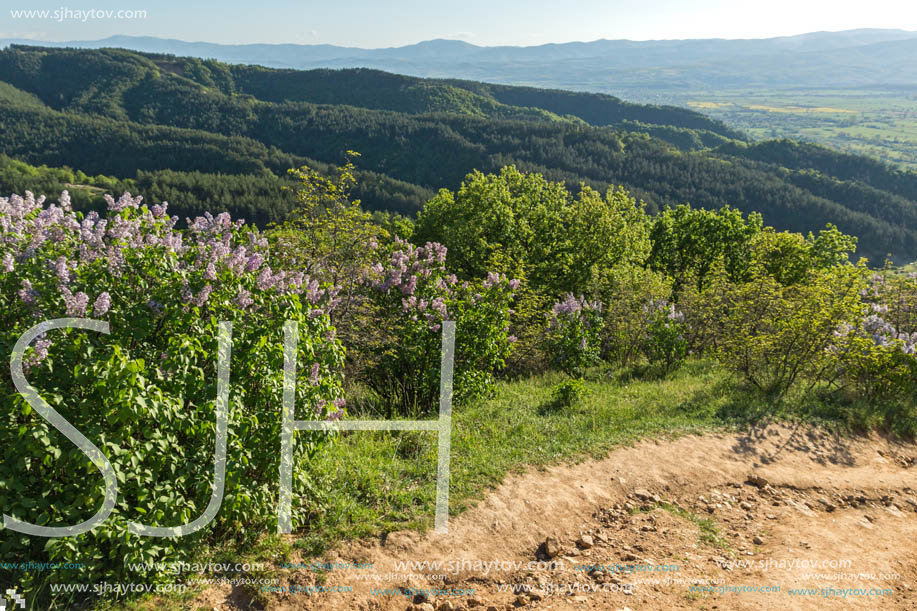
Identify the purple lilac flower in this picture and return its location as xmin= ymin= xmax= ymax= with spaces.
xmin=93 ymin=292 xmax=111 ymax=316
xmin=23 ymin=337 xmax=52 ymax=372
xmin=53 ymin=256 xmax=70 ymax=284
xmin=257 ymin=267 xmax=275 ymax=291
xmin=18 ymin=280 xmax=38 ymax=304
xmin=483 ymin=271 xmax=503 ymax=289
xmin=245 ymin=253 xmax=265 ymax=272
xmin=234 ymin=289 xmax=254 ymax=310
xmin=61 ymin=287 xmax=89 ymax=317
xmin=194 ymin=284 xmax=213 ymax=308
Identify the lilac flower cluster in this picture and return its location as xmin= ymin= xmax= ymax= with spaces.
xmin=862 ymin=309 xmax=916 ymax=354
xmin=370 ymin=238 xmax=518 ymax=332
xmin=845 ymin=274 xmax=917 ymax=356
xmin=1 ymin=190 xmax=339 ymax=371
xmin=361 ymin=238 xmax=518 ymax=410
xmin=642 ymin=298 xmax=686 ymax=325
xmin=551 ymin=294 xmax=603 ymax=328
xmin=1 ymin=189 xmax=351 ymax=580
xmin=372 ymin=239 xmax=448 ymax=294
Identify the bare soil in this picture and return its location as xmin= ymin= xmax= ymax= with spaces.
xmin=198 ymin=424 xmax=917 ymax=610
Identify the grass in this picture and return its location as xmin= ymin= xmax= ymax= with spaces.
xmin=631 ymin=500 xmax=733 ymax=553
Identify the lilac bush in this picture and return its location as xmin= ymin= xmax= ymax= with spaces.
xmin=832 ymin=273 xmax=917 ymax=405
xmin=641 ymin=298 xmax=690 ymax=373
xmin=0 ymin=191 xmax=346 ymax=591
xmin=361 ymin=238 xmax=517 ymax=416
xmin=543 ymin=294 xmax=604 ymax=378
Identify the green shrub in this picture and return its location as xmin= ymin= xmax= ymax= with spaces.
xmin=707 ymin=264 xmax=867 ymax=397
xmin=551 ymin=378 xmax=588 ymax=408
xmin=415 ymin=166 xmax=650 ymax=296
xmin=596 ymin=265 xmax=672 ymax=366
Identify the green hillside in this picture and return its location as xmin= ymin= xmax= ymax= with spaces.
xmin=1 ymin=44 xmax=916 ymax=262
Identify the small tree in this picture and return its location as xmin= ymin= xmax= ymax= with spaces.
xmin=269 ymin=151 xmax=387 ymax=322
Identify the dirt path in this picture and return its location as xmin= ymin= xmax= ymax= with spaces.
xmin=202 ymin=425 xmax=917 ymax=610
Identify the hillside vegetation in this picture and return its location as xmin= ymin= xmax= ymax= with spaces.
xmin=2 ymin=45 xmax=917 ymax=261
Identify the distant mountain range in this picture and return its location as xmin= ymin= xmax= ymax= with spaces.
xmin=3 ymin=29 xmax=917 ymax=94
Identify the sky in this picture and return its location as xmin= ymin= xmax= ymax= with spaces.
xmin=3 ymin=0 xmax=917 ymax=47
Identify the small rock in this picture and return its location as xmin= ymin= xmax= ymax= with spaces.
xmin=467 ymin=598 xmax=485 ymax=608
xmin=528 ymin=590 xmax=544 ymax=601
xmin=577 ymin=534 xmax=594 ymax=549
xmin=541 ymin=537 xmax=561 ymax=559
xmin=740 ymin=501 xmax=753 ymax=511
xmin=415 ymin=604 xmax=435 ymax=611
xmin=438 ymin=602 xmax=455 ymax=611
xmin=765 ymin=513 xmax=777 ymax=519
xmin=753 ymin=535 xmax=764 ymax=545
xmin=747 ymin=473 xmax=769 ymax=488
xmin=633 ymin=489 xmax=653 ymax=501
xmin=514 ymin=595 xmax=529 ymax=607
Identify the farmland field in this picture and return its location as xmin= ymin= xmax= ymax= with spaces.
xmin=665 ymin=89 xmax=917 ymax=170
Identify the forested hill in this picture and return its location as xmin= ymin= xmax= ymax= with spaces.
xmin=1 ymin=44 xmax=916 ymax=263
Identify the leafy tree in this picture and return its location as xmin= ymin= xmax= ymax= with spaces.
xmin=648 ymin=204 xmax=763 ymax=292
xmin=415 ymin=166 xmax=650 ymax=296
xmin=751 ymin=224 xmax=858 ymax=285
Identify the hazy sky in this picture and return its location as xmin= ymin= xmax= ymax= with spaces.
xmin=3 ymin=0 xmax=917 ymax=47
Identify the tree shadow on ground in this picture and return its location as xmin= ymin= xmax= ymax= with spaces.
xmin=678 ymin=378 xmax=863 ymax=467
